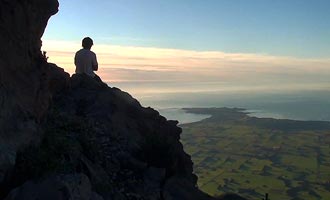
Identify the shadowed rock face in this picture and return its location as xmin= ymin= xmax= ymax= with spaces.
xmin=1 ymin=66 xmax=213 ymax=199
xmin=0 ymin=0 xmax=59 ymax=119
xmin=0 ymin=1 xmax=247 ymax=200
xmin=5 ymin=174 xmax=103 ymax=200
xmin=0 ymin=0 xmax=59 ymax=184
xmin=39 ymin=73 xmax=209 ymax=200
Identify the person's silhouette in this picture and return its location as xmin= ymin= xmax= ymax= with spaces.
xmin=74 ymin=37 xmax=98 ymax=78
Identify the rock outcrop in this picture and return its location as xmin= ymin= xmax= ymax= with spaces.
xmin=5 ymin=174 xmax=103 ymax=200
xmin=0 ymin=0 xmax=246 ymax=200
xmin=0 ymin=0 xmax=59 ymax=185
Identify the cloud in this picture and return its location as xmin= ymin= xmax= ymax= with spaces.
xmin=42 ymin=39 xmax=330 ymax=94
xmin=96 ymin=36 xmax=158 ymax=43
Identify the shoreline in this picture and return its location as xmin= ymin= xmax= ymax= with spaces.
xmin=158 ymin=107 xmax=330 ymax=125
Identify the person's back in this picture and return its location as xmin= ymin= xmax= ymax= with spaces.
xmin=74 ymin=37 xmax=98 ymax=77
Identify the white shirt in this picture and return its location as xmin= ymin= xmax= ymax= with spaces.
xmin=74 ymin=49 xmax=98 ymax=77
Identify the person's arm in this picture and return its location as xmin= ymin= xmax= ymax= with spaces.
xmin=74 ymin=53 xmax=78 ymax=73
xmin=92 ymin=52 xmax=98 ymax=71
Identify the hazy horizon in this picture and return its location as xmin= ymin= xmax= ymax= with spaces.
xmin=42 ymin=0 xmax=330 ymax=122
xmin=127 ymin=87 xmax=330 ymax=122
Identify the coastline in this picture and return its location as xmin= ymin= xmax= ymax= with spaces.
xmin=159 ymin=107 xmax=330 ymax=125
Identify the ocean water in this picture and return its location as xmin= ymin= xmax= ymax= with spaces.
xmin=150 ymin=90 xmax=330 ymax=123
xmin=157 ymin=108 xmax=211 ymax=124
xmin=110 ymin=82 xmax=330 ymax=123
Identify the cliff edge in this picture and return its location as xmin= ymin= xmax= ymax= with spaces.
xmin=0 ymin=1 xmax=246 ymax=200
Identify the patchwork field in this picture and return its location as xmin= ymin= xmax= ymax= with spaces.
xmin=180 ymin=108 xmax=330 ymax=200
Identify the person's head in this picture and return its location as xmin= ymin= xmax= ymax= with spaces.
xmin=82 ymin=37 xmax=93 ymax=49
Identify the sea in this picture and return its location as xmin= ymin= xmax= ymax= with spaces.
xmin=109 ymin=82 xmax=330 ymax=124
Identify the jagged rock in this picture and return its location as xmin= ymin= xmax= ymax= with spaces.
xmin=4 ymin=174 xmax=103 ymax=200
xmin=0 ymin=0 xmax=59 ymax=183
xmin=163 ymin=176 xmax=212 ymax=200
xmin=79 ymin=156 xmax=110 ymax=189
xmin=47 ymin=73 xmax=200 ymax=199
xmin=116 ymin=152 xmax=148 ymax=171
xmin=142 ymin=167 xmax=166 ymax=200
xmin=48 ymin=63 xmax=70 ymax=95
xmin=0 ymin=146 xmax=16 ymax=183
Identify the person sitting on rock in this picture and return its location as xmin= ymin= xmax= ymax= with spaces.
xmin=74 ymin=37 xmax=99 ymax=78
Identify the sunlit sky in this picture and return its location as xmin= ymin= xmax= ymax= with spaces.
xmin=42 ymin=0 xmax=330 ymax=95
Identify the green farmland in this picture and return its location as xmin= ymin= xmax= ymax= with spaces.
xmin=180 ymin=108 xmax=330 ymax=200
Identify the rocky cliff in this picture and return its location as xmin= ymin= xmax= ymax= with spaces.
xmin=0 ymin=1 xmax=246 ymax=200
xmin=0 ymin=0 xmax=59 ymax=186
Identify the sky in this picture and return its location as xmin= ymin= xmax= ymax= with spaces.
xmin=42 ymin=0 xmax=330 ymax=97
